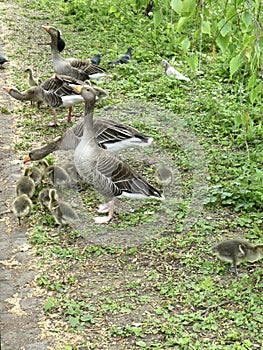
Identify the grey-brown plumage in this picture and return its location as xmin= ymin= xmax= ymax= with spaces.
xmin=27 ymin=166 xmax=43 ymax=186
xmin=3 ymin=75 xmax=90 ymax=126
xmin=155 ymin=166 xmax=173 ymax=186
xmin=212 ymin=239 xmax=263 ymax=275
xmin=43 ymin=25 xmax=105 ymax=80
xmin=72 ymin=85 xmax=164 ymax=223
xmin=108 ymin=47 xmax=133 ymax=65
xmin=24 ymin=67 xmax=42 ymax=87
xmin=23 ymin=117 xmax=153 ymax=162
xmin=16 ymin=168 xmax=36 ymax=198
xmin=48 ymin=188 xmax=79 ymax=225
xmin=45 ymin=164 xmax=71 ymax=188
xmin=11 ymin=194 xmax=33 ymax=225
xmin=38 ymin=188 xmax=51 ymax=209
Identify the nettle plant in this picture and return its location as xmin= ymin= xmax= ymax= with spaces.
xmin=132 ymin=0 xmax=263 ymax=103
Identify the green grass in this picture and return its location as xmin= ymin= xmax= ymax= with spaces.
xmin=4 ymin=0 xmax=263 ymax=349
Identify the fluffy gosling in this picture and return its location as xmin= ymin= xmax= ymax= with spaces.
xmin=212 ymin=239 xmax=263 ymax=275
xmin=48 ymin=188 xmax=79 ymax=225
xmin=11 ymin=194 xmax=33 ymax=225
xmin=16 ymin=168 xmax=36 ymax=198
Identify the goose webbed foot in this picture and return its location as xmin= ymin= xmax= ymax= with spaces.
xmin=94 ymin=200 xmax=115 ymax=224
xmin=48 ymin=121 xmax=60 ymax=127
xmin=229 ymin=264 xmax=239 ymax=276
xmin=97 ymin=202 xmax=111 ymax=213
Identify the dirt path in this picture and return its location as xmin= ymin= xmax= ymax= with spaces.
xmin=0 ymin=2 xmax=49 ymax=349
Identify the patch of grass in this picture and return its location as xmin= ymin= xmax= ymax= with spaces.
xmin=4 ymin=0 xmax=263 ymax=349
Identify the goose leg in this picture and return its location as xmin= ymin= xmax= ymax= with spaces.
xmin=60 ymin=106 xmax=73 ymax=123
xmin=48 ymin=109 xmax=60 ymax=127
xmin=94 ymin=199 xmax=115 ymax=224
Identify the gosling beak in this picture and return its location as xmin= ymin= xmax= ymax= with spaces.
xmin=23 ymin=156 xmax=31 ymax=163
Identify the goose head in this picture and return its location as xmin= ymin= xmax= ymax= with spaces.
xmin=70 ymin=84 xmax=108 ymax=101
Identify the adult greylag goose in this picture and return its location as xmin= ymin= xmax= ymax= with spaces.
xmin=43 ymin=25 xmax=106 ymax=81
xmin=23 ymin=117 xmax=153 ymax=162
xmin=16 ymin=168 xmax=36 ymax=198
xmin=48 ymin=188 xmax=79 ymax=225
xmin=71 ymin=85 xmax=164 ymax=224
xmin=11 ymin=194 xmax=33 ymax=225
xmin=212 ymin=239 xmax=263 ymax=275
xmin=3 ymin=75 xmax=90 ymax=126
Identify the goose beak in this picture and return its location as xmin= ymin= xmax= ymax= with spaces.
xmin=69 ymin=84 xmax=83 ymax=94
xmin=3 ymin=87 xmax=11 ymax=93
xmin=42 ymin=25 xmax=50 ymax=32
xmin=23 ymin=156 xmax=31 ymax=163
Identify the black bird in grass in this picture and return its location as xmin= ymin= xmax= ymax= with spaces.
xmin=108 ymin=47 xmax=133 ymax=65
xmin=91 ymin=54 xmax=102 ymax=65
xmin=0 ymin=54 xmax=8 ymax=65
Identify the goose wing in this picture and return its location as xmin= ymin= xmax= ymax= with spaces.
xmin=69 ymin=59 xmax=105 ymax=75
xmin=95 ymin=152 xmax=163 ymax=199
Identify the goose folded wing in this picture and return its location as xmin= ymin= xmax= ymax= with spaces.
xmin=96 ymin=154 xmax=162 ymax=198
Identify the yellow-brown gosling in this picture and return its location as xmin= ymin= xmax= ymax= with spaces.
xmin=11 ymin=194 xmax=33 ymax=225
xmin=16 ymin=168 xmax=36 ymax=198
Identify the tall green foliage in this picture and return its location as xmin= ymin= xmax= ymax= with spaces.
xmin=132 ymin=0 xmax=263 ymax=103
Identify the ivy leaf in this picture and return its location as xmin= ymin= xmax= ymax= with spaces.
xmin=230 ymin=54 xmax=242 ymax=77
xmin=170 ymin=0 xmax=183 ymax=15
xmin=69 ymin=316 xmax=79 ymax=327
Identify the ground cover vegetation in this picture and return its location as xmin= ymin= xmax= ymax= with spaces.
xmin=4 ymin=0 xmax=263 ymax=348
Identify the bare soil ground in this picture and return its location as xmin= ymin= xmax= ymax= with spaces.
xmin=0 ymin=2 xmax=49 ymax=349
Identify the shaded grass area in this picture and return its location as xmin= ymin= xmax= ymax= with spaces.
xmin=3 ymin=0 xmax=263 ymax=349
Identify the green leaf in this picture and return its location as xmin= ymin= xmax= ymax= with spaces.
xmin=44 ymin=298 xmax=56 ymax=312
xmin=176 ymin=16 xmax=188 ymax=32
xmin=230 ymin=54 xmax=242 ymax=76
xmin=249 ymin=84 xmax=262 ymax=104
xmin=226 ymin=6 xmax=236 ymax=19
xmin=220 ymin=21 xmax=231 ymax=37
xmin=202 ymin=20 xmax=211 ymax=36
xmin=182 ymin=0 xmax=196 ymax=14
xmin=187 ymin=54 xmax=198 ymax=73
xmin=69 ymin=316 xmax=79 ymax=327
xmin=242 ymin=11 xmax=252 ymax=27
xmin=170 ymin=0 xmax=183 ymax=14
xmin=247 ymin=73 xmax=257 ymax=89
xmin=181 ymin=37 xmax=190 ymax=53
xmin=153 ymin=9 xmax=162 ymax=28
xmin=108 ymin=5 xmax=117 ymax=13
xmin=216 ymin=33 xmax=230 ymax=53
